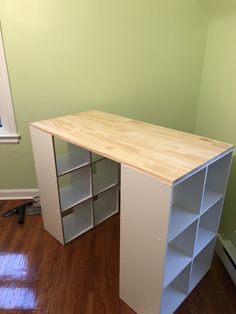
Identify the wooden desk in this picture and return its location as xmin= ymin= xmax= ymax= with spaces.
xmin=30 ymin=111 xmax=233 ymax=314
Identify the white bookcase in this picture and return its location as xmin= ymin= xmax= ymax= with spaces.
xmin=120 ymin=151 xmax=233 ymax=314
xmin=30 ymin=129 xmax=120 ymax=245
xmin=161 ymin=152 xmax=232 ymax=314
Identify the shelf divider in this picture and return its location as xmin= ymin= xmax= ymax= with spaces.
xmin=163 ymin=246 xmax=191 ymax=289
xmin=194 ymin=227 xmax=215 ymax=257
xmin=63 ymin=199 xmax=93 ymax=243
xmin=161 ymin=285 xmax=187 ymax=314
xmin=201 ymin=189 xmax=223 ymax=214
xmin=161 ymin=264 xmax=190 ymax=314
xmin=58 ymin=165 xmax=92 ymax=211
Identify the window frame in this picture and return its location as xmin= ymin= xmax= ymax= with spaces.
xmin=0 ymin=26 xmax=19 ymax=143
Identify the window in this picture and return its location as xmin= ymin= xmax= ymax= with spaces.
xmin=0 ymin=26 xmax=19 ymax=143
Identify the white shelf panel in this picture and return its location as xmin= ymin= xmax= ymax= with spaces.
xmin=163 ymin=246 xmax=191 ymax=289
xmin=63 ymin=214 xmax=93 ymax=243
xmin=54 ymin=140 xmax=91 ymax=176
xmin=92 ymin=159 xmax=119 ymax=195
xmin=63 ymin=200 xmax=93 ymax=243
xmin=93 ymin=180 xmax=118 ymax=195
xmin=57 ymin=155 xmax=90 ymax=176
xmin=172 ymin=169 xmax=206 ymax=216
xmin=204 ymin=153 xmax=232 ymax=206
xmin=59 ymin=185 xmax=92 ymax=211
xmin=95 ymin=208 xmax=119 ymax=225
xmin=58 ymin=165 xmax=92 ymax=211
xmin=201 ymin=189 xmax=223 ymax=214
xmin=194 ymin=227 xmax=215 ymax=256
xmin=94 ymin=186 xmax=119 ymax=225
xmin=189 ymin=261 xmax=209 ymax=292
xmin=190 ymin=238 xmax=216 ymax=291
xmin=161 ymin=285 xmax=186 ymax=314
xmin=168 ymin=206 xmax=198 ymax=242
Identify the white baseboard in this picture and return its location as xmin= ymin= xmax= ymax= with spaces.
xmin=216 ymin=233 xmax=236 ymax=285
xmin=0 ymin=189 xmax=39 ymax=200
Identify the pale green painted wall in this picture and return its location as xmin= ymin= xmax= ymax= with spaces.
xmin=198 ymin=0 xmax=236 ymax=19
xmin=195 ymin=13 xmax=236 ymax=244
xmin=0 ymin=0 xmax=207 ymax=189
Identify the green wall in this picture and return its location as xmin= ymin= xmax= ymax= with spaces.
xmin=0 ymin=0 xmax=207 ymax=189
xmin=1 ymin=0 xmax=235 ymax=245
xmin=198 ymin=0 xmax=236 ymax=18
xmin=195 ymin=12 xmax=236 ymax=244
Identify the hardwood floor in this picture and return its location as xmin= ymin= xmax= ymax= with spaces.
xmin=0 ymin=200 xmax=235 ymax=314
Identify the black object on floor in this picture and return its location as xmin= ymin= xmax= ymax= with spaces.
xmin=1 ymin=201 xmax=33 ymax=224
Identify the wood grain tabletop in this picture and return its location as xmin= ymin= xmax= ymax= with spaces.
xmin=30 ymin=110 xmax=234 ymax=185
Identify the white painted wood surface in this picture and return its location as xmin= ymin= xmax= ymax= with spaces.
xmin=120 ymin=165 xmax=172 ymax=314
xmin=0 ymin=27 xmax=19 ymax=142
xmin=0 ymin=189 xmax=39 ymax=200
xmin=56 ymin=143 xmax=90 ymax=176
xmin=190 ymin=239 xmax=216 ymax=291
xmin=59 ymin=166 xmax=92 ymax=211
xmin=161 ymin=264 xmax=191 ymax=314
xmin=63 ymin=199 xmax=93 ymax=243
xmin=94 ymin=186 xmax=119 ymax=225
xmin=92 ymin=159 xmax=119 ymax=194
xmin=30 ymin=126 xmax=64 ymax=244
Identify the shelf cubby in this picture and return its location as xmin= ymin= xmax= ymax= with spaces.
xmin=91 ymin=152 xmax=105 ymax=163
xmin=168 ymin=206 xmax=198 ymax=243
xmin=92 ymin=158 xmax=119 ymax=195
xmin=63 ymin=199 xmax=93 ymax=243
xmin=54 ymin=139 xmax=91 ymax=176
xmin=201 ymin=152 xmax=232 ymax=213
xmin=190 ymin=239 xmax=215 ymax=291
xmin=58 ymin=166 xmax=92 ymax=211
xmin=94 ymin=186 xmax=119 ymax=225
xmin=163 ymin=221 xmax=197 ymax=288
xmin=201 ymin=190 xmax=223 ymax=214
xmin=168 ymin=169 xmax=205 ymax=242
xmin=161 ymin=264 xmax=191 ymax=314
xmin=195 ymin=199 xmax=223 ymax=256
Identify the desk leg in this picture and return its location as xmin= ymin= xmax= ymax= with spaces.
xmin=119 ymin=165 xmax=172 ymax=314
xmin=30 ymin=126 xmax=64 ymax=244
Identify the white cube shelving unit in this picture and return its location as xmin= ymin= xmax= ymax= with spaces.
xmin=120 ymin=151 xmax=233 ymax=314
xmin=30 ymin=130 xmax=120 ymax=245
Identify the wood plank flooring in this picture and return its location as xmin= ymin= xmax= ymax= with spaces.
xmin=0 ymin=200 xmax=235 ymax=314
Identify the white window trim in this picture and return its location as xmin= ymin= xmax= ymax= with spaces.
xmin=0 ymin=26 xmax=19 ymax=143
